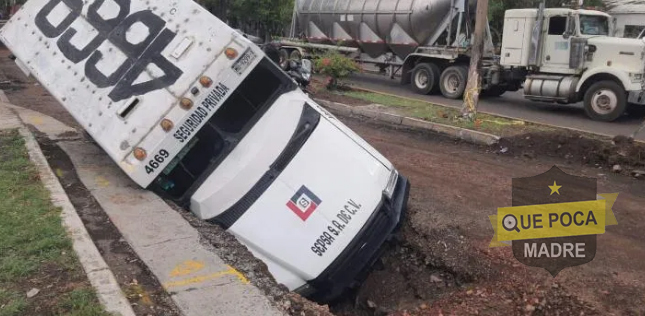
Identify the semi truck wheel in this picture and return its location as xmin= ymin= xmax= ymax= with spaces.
xmin=440 ymin=65 xmax=468 ymax=99
xmin=583 ymin=81 xmax=627 ymax=122
xmin=411 ymin=63 xmax=440 ymax=95
xmin=279 ymin=49 xmax=290 ymax=70
xmin=481 ymin=86 xmax=506 ymax=98
xmin=627 ymin=104 xmax=645 ymax=116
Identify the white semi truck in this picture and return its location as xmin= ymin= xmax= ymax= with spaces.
xmin=277 ymin=0 xmax=645 ymax=122
xmin=0 ymin=0 xmax=410 ymax=302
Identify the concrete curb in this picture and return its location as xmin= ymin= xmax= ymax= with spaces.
xmin=59 ymin=141 xmax=285 ymax=316
xmin=315 ymin=98 xmax=501 ymax=146
xmin=349 ymin=85 xmax=645 ymax=145
xmin=3 ymin=106 xmax=135 ymax=316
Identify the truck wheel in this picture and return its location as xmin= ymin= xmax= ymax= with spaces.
xmin=411 ymin=63 xmax=440 ymax=95
xmin=583 ymin=81 xmax=627 ymax=122
xmin=440 ymin=65 xmax=468 ymax=99
xmin=279 ymin=49 xmax=289 ymax=70
xmin=627 ymin=103 xmax=645 ymax=117
xmin=481 ymin=86 xmax=506 ymax=98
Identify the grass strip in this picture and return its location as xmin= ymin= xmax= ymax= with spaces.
xmin=0 ymin=129 xmax=110 ymax=316
xmin=336 ymin=90 xmax=555 ymax=137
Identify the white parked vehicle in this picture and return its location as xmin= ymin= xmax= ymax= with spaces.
xmin=0 ymin=0 xmax=409 ymax=301
xmin=276 ymin=0 xmax=645 ymax=122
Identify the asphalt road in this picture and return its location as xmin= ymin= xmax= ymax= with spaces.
xmin=347 ymin=73 xmax=645 ymax=141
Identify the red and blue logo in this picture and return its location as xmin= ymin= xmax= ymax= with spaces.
xmin=287 ymin=186 xmax=322 ymax=221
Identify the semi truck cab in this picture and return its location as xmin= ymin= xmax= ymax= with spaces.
xmin=502 ymin=7 xmax=645 ymax=121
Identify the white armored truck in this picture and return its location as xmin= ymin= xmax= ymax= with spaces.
xmin=0 ymin=0 xmax=409 ymax=301
xmin=277 ymin=0 xmax=645 ymax=122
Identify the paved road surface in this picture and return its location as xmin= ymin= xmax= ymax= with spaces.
xmin=347 ymin=73 xmax=645 ymax=141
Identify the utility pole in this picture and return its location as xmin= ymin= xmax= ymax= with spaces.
xmin=461 ymin=0 xmax=489 ymax=120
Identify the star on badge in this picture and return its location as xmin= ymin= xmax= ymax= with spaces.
xmin=549 ymin=181 xmax=562 ymax=195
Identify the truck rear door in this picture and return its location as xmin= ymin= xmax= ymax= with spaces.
xmin=0 ymin=0 xmax=255 ymax=186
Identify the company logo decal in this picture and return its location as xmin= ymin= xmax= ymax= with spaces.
xmin=489 ymin=166 xmax=619 ymax=276
xmin=287 ymin=186 xmax=321 ymax=221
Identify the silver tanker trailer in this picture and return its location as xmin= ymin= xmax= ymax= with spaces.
xmin=276 ymin=0 xmax=645 ymax=122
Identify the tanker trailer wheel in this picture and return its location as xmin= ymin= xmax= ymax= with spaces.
xmin=583 ymin=81 xmax=627 ymax=122
xmin=440 ymin=65 xmax=468 ymax=99
xmin=279 ymin=49 xmax=290 ymax=70
xmin=411 ymin=63 xmax=440 ymax=95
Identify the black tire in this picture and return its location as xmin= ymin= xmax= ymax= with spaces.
xmin=440 ymin=65 xmax=468 ymax=99
xmin=583 ymin=81 xmax=627 ymax=122
xmin=627 ymin=103 xmax=645 ymax=117
xmin=263 ymin=44 xmax=281 ymax=65
xmin=279 ymin=49 xmax=289 ymax=70
xmin=481 ymin=86 xmax=506 ymax=98
xmin=411 ymin=63 xmax=441 ymax=95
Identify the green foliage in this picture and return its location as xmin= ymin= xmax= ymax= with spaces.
xmin=57 ymin=289 xmax=112 ymax=316
xmin=336 ymin=90 xmax=555 ymax=136
xmin=0 ymin=289 xmax=26 ymax=316
xmin=0 ymin=130 xmax=69 ymax=284
xmin=231 ymin=0 xmax=294 ymax=40
xmin=0 ymin=130 xmax=108 ymax=316
xmin=199 ymin=0 xmax=294 ymax=41
xmin=198 ymin=0 xmax=230 ymax=18
xmin=313 ymin=51 xmax=359 ymax=89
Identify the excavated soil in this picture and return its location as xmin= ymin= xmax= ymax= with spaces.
xmin=499 ymin=131 xmax=645 ymax=177
xmin=325 ymin=115 xmax=645 ymax=316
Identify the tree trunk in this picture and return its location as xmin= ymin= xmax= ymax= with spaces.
xmin=461 ymin=0 xmax=489 ymax=120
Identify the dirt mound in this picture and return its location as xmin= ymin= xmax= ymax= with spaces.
xmin=499 ymin=131 xmax=645 ymax=177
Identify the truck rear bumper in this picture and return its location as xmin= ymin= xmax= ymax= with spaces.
xmin=298 ymin=174 xmax=410 ymax=302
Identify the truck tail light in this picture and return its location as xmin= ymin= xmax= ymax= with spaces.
xmin=133 ymin=147 xmax=147 ymax=161
xmin=160 ymin=119 xmax=174 ymax=132
xmin=225 ymin=47 xmax=238 ymax=59
xmin=180 ymin=98 xmax=193 ymax=110
xmin=199 ymin=76 xmax=213 ymax=87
